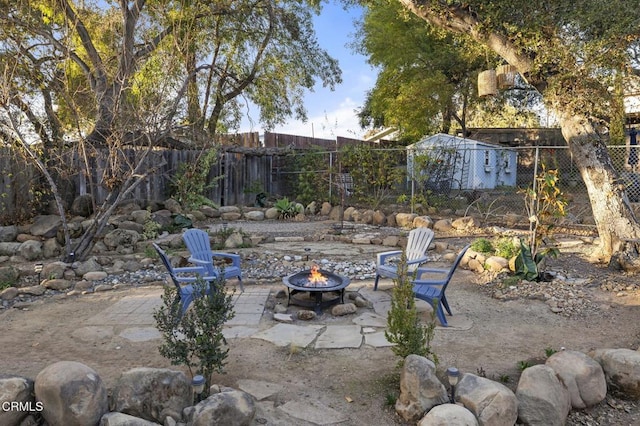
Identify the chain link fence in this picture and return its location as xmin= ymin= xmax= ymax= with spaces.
xmin=278 ymin=144 xmax=640 ymax=228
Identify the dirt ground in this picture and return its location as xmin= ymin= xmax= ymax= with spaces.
xmin=2 ymin=246 xmax=640 ymax=425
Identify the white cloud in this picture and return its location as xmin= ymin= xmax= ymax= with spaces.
xmin=278 ymin=97 xmax=364 ymax=139
xmin=240 ymin=97 xmax=366 ymax=140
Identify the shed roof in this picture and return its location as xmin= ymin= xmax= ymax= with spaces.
xmin=407 ymin=133 xmax=507 ymax=150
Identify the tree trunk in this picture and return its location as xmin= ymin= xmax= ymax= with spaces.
xmin=558 ymin=113 xmax=640 ymax=269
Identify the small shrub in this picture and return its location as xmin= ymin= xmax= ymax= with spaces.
xmin=385 ymin=392 xmax=398 ymax=407
xmin=275 ymin=197 xmax=302 ymax=219
xmin=142 ymin=209 xmax=161 ymax=240
xmin=471 ymin=238 xmax=494 ymax=254
xmin=144 ymin=245 xmax=157 ymax=259
xmin=154 ymin=278 xmax=235 ymax=396
xmin=385 ymin=253 xmax=438 ymax=367
xmin=499 ymin=374 xmax=510 ymax=383
xmin=501 ymin=275 xmax=521 ymax=288
xmin=170 ymin=148 xmax=221 ymax=210
xmin=517 ymin=360 xmax=532 ymax=371
xmin=545 ymin=347 xmax=557 ymax=358
xmin=0 ymin=280 xmax=14 ymax=291
xmin=494 ymin=237 xmax=519 ymax=259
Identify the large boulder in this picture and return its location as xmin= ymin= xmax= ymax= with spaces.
xmin=110 ymin=368 xmax=191 ymax=424
xmin=418 ymin=403 xmax=478 ymax=426
xmin=99 ymin=412 xmax=158 ymax=426
xmin=71 ymin=194 xmax=94 ymax=217
xmin=43 ymin=238 xmax=62 ymax=259
xmin=0 ymin=375 xmax=37 ymax=426
xmin=320 ymin=202 xmax=332 ymax=216
xmin=102 ymin=229 xmax=141 ymax=254
xmin=41 ymin=262 xmax=68 ymax=280
xmin=35 ymin=361 xmax=108 ymax=426
xmin=395 ymin=355 xmax=449 ymax=423
xmin=456 ymin=373 xmax=518 ymax=426
xmin=244 ymin=210 xmax=265 ymax=221
xmin=329 ymin=206 xmax=343 ymax=221
xmin=451 ymin=216 xmax=481 ymax=231
xmin=396 ymin=213 xmax=418 ymax=228
xmin=0 ymin=225 xmax=18 ymax=242
xmin=30 ymin=215 xmax=62 ymax=238
xmin=343 ymin=206 xmax=356 ymax=221
xmin=130 ymin=209 xmax=151 ymax=224
xmin=546 ymin=350 xmax=607 ymax=409
xmin=189 ymin=388 xmax=255 ymax=426
xmin=413 ymin=216 xmax=434 ymax=229
xmin=0 ymin=242 xmax=21 ymax=256
xmin=265 ymin=207 xmax=279 ymax=220
xmin=17 ymin=240 xmax=43 ymax=261
xmin=74 ymin=258 xmax=103 ymax=277
xmin=372 ymin=210 xmax=387 ymax=226
xmin=591 ymin=348 xmax=640 ymax=398
xmin=516 ymin=365 xmax=571 ymax=426
xmin=0 ymin=266 xmax=19 ymax=285
xmin=163 ymin=198 xmax=182 ymax=214
xmin=117 ymin=221 xmax=144 ymax=235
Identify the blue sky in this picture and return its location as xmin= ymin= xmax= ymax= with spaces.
xmin=240 ymin=1 xmax=377 ymax=139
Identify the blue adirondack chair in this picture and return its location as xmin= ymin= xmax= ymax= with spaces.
xmin=412 ymin=244 xmax=471 ymax=327
xmin=374 ymin=227 xmax=435 ymax=290
xmin=152 ymin=243 xmax=215 ymax=317
xmin=182 ymin=228 xmax=244 ymax=292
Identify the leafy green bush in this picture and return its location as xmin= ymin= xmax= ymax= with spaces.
xmin=170 ymin=148 xmax=220 ymax=210
xmin=154 ymin=278 xmax=235 ymax=396
xmin=385 ymin=254 xmax=438 ymax=367
xmin=471 ymin=238 xmax=494 ymax=254
xmin=142 ymin=208 xmax=161 ymax=240
xmin=292 ymin=149 xmax=331 ymax=205
xmin=275 ymin=197 xmax=302 ymax=219
xmin=340 ymin=144 xmax=405 ymax=209
xmin=494 ymin=237 xmax=519 ymax=259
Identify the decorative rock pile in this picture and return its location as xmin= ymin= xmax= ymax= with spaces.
xmin=399 ymin=348 xmax=640 ymax=426
xmin=0 ymin=361 xmax=255 ymax=426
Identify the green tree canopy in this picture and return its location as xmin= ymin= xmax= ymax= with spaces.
xmin=388 ymin=0 xmax=640 ymax=266
xmin=0 ymin=0 xmax=341 ymax=261
xmin=354 ymin=0 xmax=540 ymax=142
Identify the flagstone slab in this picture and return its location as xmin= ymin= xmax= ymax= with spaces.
xmin=315 ymin=325 xmax=362 ymax=349
xmin=118 ymin=326 xmax=161 ymax=342
xmin=278 ymin=400 xmax=348 ymax=425
xmin=352 ymin=311 xmax=387 ymax=328
xmin=237 ymin=379 xmax=284 ymax=401
xmin=251 ymin=323 xmax=324 ymax=348
xmin=364 ymin=331 xmax=394 ymax=348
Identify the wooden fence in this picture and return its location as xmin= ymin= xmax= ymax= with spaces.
xmin=0 ymin=131 xmax=399 ymax=223
xmin=0 ymin=143 xmax=321 ymax=224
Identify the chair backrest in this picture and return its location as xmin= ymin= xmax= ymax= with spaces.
xmin=444 ymin=244 xmax=471 ymax=284
xmin=152 ymin=243 xmax=181 ymax=290
xmin=406 ymin=228 xmax=435 ymax=269
xmin=183 ymin=229 xmax=211 ymax=256
xmin=183 ymin=229 xmax=217 ymax=275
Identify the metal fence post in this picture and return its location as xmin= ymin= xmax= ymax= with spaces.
xmin=329 ymin=151 xmax=333 ymax=200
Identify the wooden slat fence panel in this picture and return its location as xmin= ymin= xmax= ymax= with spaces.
xmin=0 ymin=141 xmax=335 ymax=220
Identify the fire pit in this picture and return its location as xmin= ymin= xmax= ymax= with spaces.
xmin=282 ymin=265 xmax=351 ymax=313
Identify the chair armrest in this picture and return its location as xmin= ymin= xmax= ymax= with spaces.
xmin=415 ymin=267 xmax=448 ymax=274
xmin=406 ymin=255 xmax=428 ymax=266
xmin=211 ymin=252 xmax=241 ymax=268
xmin=377 ymin=250 xmax=402 ymax=265
xmin=187 ymin=257 xmax=209 ymax=267
xmin=174 ymin=265 xmax=207 ymax=274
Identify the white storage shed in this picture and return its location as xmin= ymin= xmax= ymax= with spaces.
xmin=407 ymin=133 xmax=517 ymax=192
